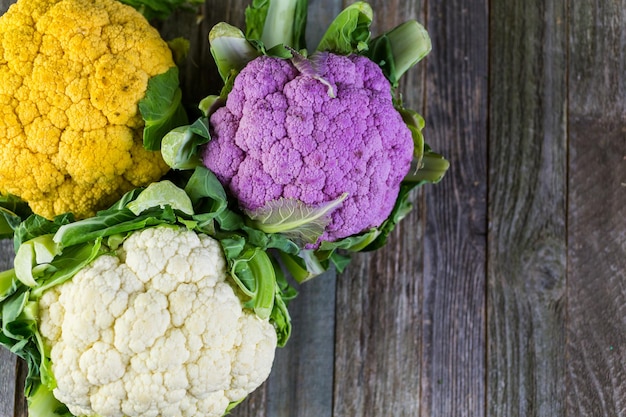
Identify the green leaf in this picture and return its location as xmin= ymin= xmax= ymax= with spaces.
xmin=270 ymin=294 xmax=292 ymax=347
xmin=31 ymin=241 xmax=103 ymax=299
xmin=214 ymin=210 xmax=245 ymax=232
xmin=14 ymin=214 xmax=72 ymax=253
xmin=290 ymin=0 xmax=309 ymax=50
xmin=51 ymin=205 xmax=182 ymax=250
xmin=316 ymin=1 xmax=373 ymax=54
xmin=244 ymin=0 xmax=270 ymax=41
xmin=126 ymin=180 xmax=195 ymax=216
xmin=219 ymin=236 xmax=246 ymax=260
xmin=1 ymin=291 xmax=30 ymax=340
xmin=273 ymin=260 xmax=298 ymax=302
xmin=265 ymin=233 xmax=300 ymax=255
xmin=189 ymin=117 xmax=211 ymax=138
xmin=329 ymin=251 xmax=351 ymax=273
xmin=0 ymin=269 xmax=18 ymax=302
xmin=365 ymin=20 xmax=431 ymax=87
xmin=31 ymin=235 xmax=60 ymax=264
xmin=161 ymin=119 xmax=210 ymax=170
xmin=198 ymin=95 xmax=223 ymax=117
xmin=13 ymin=235 xmax=62 ymax=289
xmin=14 ymin=242 xmax=38 ymax=288
xmin=184 ymin=167 xmax=229 ymax=216
xmin=209 ymin=23 xmax=261 ymax=83
xmin=225 ymin=397 xmax=246 ymax=415
xmin=52 ymin=210 xmax=145 ymax=248
xmin=246 ymin=193 xmax=348 ymax=245
xmin=139 ymin=67 xmax=188 ymax=151
xmin=0 ymin=194 xmax=32 ymax=239
xmin=318 ymin=228 xmax=380 ymax=252
xmin=103 ymin=189 xmax=146 ymax=213
xmin=0 ymin=213 xmax=16 ymax=239
xmin=27 ymin=383 xmax=73 ymax=417
xmin=245 ymin=0 xmax=309 ymax=50
xmin=117 ymin=0 xmax=203 ymax=20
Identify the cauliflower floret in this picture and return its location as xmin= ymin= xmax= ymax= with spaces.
xmin=202 ymin=53 xmax=414 ymax=243
xmin=0 ymin=0 xmax=174 ymax=219
xmin=38 ymin=226 xmax=278 ymax=417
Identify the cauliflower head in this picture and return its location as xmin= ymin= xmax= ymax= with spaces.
xmin=38 ymin=226 xmax=277 ymax=417
xmin=202 ymin=53 xmax=414 ymax=243
xmin=0 ymin=0 xmax=174 ymax=219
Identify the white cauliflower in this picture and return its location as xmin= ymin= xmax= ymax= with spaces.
xmin=37 ymin=226 xmax=278 ymax=417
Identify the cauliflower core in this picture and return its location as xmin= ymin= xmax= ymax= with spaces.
xmin=0 ymin=0 xmax=172 ymax=219
xmin=39 ymin=226 xmax=277 ymax=417
xmin=202 ymin=53 xmax=414 ymax=242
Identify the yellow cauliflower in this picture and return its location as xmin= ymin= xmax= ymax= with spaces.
xmin=0 ymin=0 xmax=180 ymax=219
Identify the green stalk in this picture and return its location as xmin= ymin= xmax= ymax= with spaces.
xmin=404 ymin=152 xmax=450 ymax=184
xmin=387 ymin=20 xmax=431 ymax=81
xmin=245 ymin=249 xmax=276 ymax=319
xmin=262 ymin=0 xmax=297 ymax=48
xmin=248 ymin=0 xmax=308 ymax=50
xmin=230 ymin=248 xmax=276 ymax=319
xmin=366 ymin=19 xmax=431 ymax=86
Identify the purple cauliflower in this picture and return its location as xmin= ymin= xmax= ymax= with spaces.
xmin=202 ymin=53 xmax=414 ymax=243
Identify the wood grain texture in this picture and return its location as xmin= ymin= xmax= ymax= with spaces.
xmin=421 ymin=0 xmax=488 ymax=416
xmin=0 ymin=239 xmax=17 ymax=417
xmin=12 ymin=362 xmax=27 ymax=417
xmin=0 ymin=354 xmax=16 ymax=417
xmin=1 ymin=0 xmax=626 ymax=416
xmin=487 ymin=0 xmax=568 ymax=416
xmin=265 ymin=271 xmax=336 ymax=417
xmin=567 ymin=0 xmax=626 ymax=415
xmin=332 ymin=1 xmax=427 ymax=416
xmin=157 ymin=0 xmax=249 ymax=114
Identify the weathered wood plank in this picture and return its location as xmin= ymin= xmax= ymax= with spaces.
xmin=266 ymin=271 xmax=336 ymax=417
xmin=0 ymin=355 xmax=16 ymax=417
xmin=0 ymin=239 xmax=17 ymax=417
xmin=157 ymin=0 xmax=249 ymax=111
xmin=486 ymin=0 xmax=568 ymax=416
xmin=420 ymin=0 xmax=488 ymax=416
xmin=333 ymin=1 xmax=427 ymax=416
xmin=0 ymin=0 xmax=10 ymax=13
xmin=567 ymin=0 xmax=626 ymax=415
xmin=13 ymin=362 xmax=27 ymax=417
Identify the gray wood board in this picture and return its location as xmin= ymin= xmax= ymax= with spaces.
xmin=0 ymin=0 xmax=625 ymax=416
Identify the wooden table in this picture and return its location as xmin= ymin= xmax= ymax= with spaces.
xmin=1 ymin=0 xmax=625 ymax=416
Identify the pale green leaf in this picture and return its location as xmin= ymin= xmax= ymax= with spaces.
xmin=246 ymin=193 xmax=348 ymax=244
